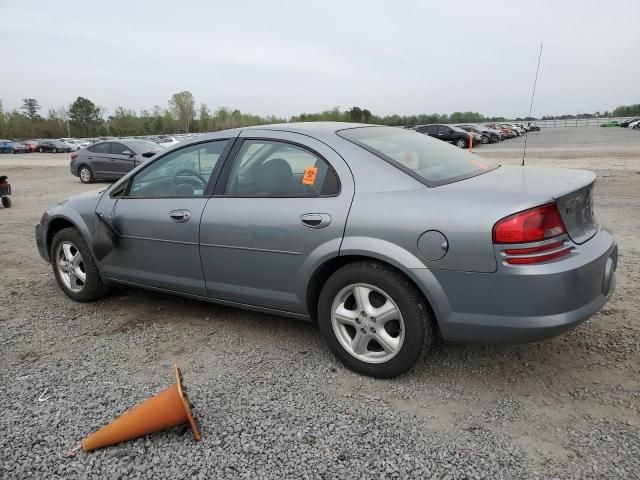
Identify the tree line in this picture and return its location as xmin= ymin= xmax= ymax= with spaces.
xmin=0 ymin=91 xmax=638 ymax=140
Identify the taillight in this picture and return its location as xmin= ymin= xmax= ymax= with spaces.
xmin=71 ymin=153 xmax=78 ymax=160
xmin=493 ymin=203 xmax=566 ymax=244
xmin=494 ymin=204 xmax=571 ymax=265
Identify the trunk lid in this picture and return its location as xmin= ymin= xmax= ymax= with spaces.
xmin=441 ymin=165 xmax=599 ymax=244
xmin=555 ymin=183 xmax=598 ymax=244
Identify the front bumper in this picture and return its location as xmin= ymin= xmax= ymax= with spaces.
xmin=411 ymin=229 xmax=617 ymax=344
xmin=35 ymin=224 xmax=50 ymax=262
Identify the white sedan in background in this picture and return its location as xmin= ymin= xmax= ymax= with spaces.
xmin=155 ymin=136 xmax=181 ymax=148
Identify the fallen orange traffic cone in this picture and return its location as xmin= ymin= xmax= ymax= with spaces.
xmin=80 ymin=365 xmax=201 ymax=452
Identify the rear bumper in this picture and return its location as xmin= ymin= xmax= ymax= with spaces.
xmin=411 ymin=229 xmax=617 ymax=343
xmin=35 ymin=224 xmax=50 ymax=262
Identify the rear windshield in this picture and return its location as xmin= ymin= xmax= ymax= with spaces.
xmin=338 ymin=126 xmax=497 ymax=186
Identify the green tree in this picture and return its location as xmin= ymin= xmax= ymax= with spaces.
xmin=68 ymin=96 xmax=101 ymax=136
xmin=168 ymin=91 xmax=196 ymax=132
xmin=0 ymin=100 xmax=6 ymax=137
xmin=198 ymin=104 xmax=212 ymax=132
xmin=348 ymin=106 xmax=363 ymax=122
xmin=21 ymin=98 xmax=42 ymax=121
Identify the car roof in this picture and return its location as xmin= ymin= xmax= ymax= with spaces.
xmin=172 ymin=122 xmax=375 ymax=147
xmin=242 ymin=121 xmax=371 ymax=134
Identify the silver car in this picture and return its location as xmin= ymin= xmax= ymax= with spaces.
xmin=36 ymin=122 xmax=617 ymax=377
xmin=70 ymin=139 xmax=163 ymax=184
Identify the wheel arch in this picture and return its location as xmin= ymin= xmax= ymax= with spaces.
xmin=305 ymin=254 xmax=443 ymax=335
xmin=46 ymin=213 xmax=95 ymax=260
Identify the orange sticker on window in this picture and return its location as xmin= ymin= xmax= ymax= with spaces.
xmin=303 ymin=166 xmax=318 ymax=185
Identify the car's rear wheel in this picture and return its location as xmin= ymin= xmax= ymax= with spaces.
xmin=52 ymin=148 xmax=57 ymax=153
xmin=318 ymin=262 xmax=434 ymax=378
xmin=481 ymin=135 xmax=489 ymax=144
xmin=455 ymin=138 xmax=467 ymax=148
xmin=1 ymin=197 xmax=11 ymax=208
xmin=51 ymin=227 xmax=108 ymax=302
xmin=39 ymin=147 xmax=44 ymax=153
xmin=79 ymin=165 xmax=95 ymax=184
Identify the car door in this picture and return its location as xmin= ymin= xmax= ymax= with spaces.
xmin=438 ymin=125 xmax=453 ymax=142
xmin=88 ymin=142 xmax=114 ymax=176
xmin=95 ymin=136 xmax=236 ymax=295
xmin=110 ymin=142 xmax=138 ymax=177
xmin=199 ymin=129 xmax=354 ymax=314
xmin=418 ymin=125 xmax=435 ymax=137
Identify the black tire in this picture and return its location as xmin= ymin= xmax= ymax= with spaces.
xmin=481 ymin=135 xmax=489 ymax=144
xmin=1 ymin=196 xmax=11 ymax=208
xmin=50 ymin=227 xmax=109 ymax=302
xmin=317 ymin=262 xmax=435 ymax=378
xmin=455 ymin=137 xmax=467 ymax=148
xmin=39 ymin=147 xmax=44 ymax=153
xmin=52 ymin=148 xmax=57 ymax=153
xmin=78 ymin=165 xmax=95 ymax=184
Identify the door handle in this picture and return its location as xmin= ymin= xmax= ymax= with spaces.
xmin=300 ymin=213 xmax=331 ymax=229
xmin=169 ymin=209 xmax=191 ymax=223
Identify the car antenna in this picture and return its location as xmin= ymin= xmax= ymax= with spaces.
xmin=522 ymin=43 xmax=543 ymax=166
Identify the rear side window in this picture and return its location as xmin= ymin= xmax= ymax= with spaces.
xmin=224 ymin=140 xmax=339 ymax=197
xmin=338 ymin=126 xmax=496 ymax=187
xmin=89 ymin=142 xmax=111 ymax=154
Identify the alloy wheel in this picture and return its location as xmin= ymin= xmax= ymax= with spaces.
xmin=56 ymin=241 xmax=86 ymax=293
xmin=331 ymin=283 xmax=405 ymax=364
xmin=80 ymin=167 xmax=91 ymax=183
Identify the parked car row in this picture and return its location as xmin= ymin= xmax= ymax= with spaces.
xmin=619 ymin=118 xmax=640 ymax=129
xmin=406 ymin=122 xmax=537 ymax=148
xmin=600 ymin=118 xmax=640 ymax=128
xmin=0 ymin=132 xmax=203 ymax=159
xmin=0 ymin=137 xmax=99 ymax=153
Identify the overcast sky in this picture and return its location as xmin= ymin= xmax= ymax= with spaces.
xmin=1 ymin=0 xmax=638 ymax=119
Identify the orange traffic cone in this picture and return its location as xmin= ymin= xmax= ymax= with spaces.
xmin=81 ymin=365 xmax=201 ymax=451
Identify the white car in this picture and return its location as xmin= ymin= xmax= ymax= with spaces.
xmin=501 ymin=123 xmax=526 ymax=136
xmin=156 ymin=136 xmax=180 ymax=148
xmin=58 ymin=139 xmax=83 ymax=151
xmin=628 ymin=120 xmax=640 ymax=129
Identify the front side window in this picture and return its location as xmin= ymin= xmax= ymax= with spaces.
xmin=224 ymin=140 xmax=339 ymax=196
xmin=338 ymin=126 xmax=497 ymax=187
xmin=111 ymin=143 xmax=130 ymax=155
xmin=127 ymin=140 xmax=227 ymax=198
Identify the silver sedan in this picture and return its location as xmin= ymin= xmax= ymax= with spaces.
xmin=36 ymin=122 xmax=617 ymax=377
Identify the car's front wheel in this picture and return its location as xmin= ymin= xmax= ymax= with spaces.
xmin=318 ymin=262 xmax=434 ymax=378
xmin=51 ymin=227 xmax=108 ymax=302
xmin=78 ymin=165 xmax=95 ymax=184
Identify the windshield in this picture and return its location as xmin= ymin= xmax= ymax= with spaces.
xmin=338 ymin=126 xmax=496 ymax=186
xmin=126 ymin=140 xmax=163 ymax=153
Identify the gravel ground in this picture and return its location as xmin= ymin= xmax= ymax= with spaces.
xmin=1 ymin=127 xmax=639 ymax=479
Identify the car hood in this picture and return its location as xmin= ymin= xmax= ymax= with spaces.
xmin=46 ymin=188 xmax=106 ymax=218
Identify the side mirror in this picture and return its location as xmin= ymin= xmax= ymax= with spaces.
xmin=121 ymin=150 xmax=134 ymax=157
